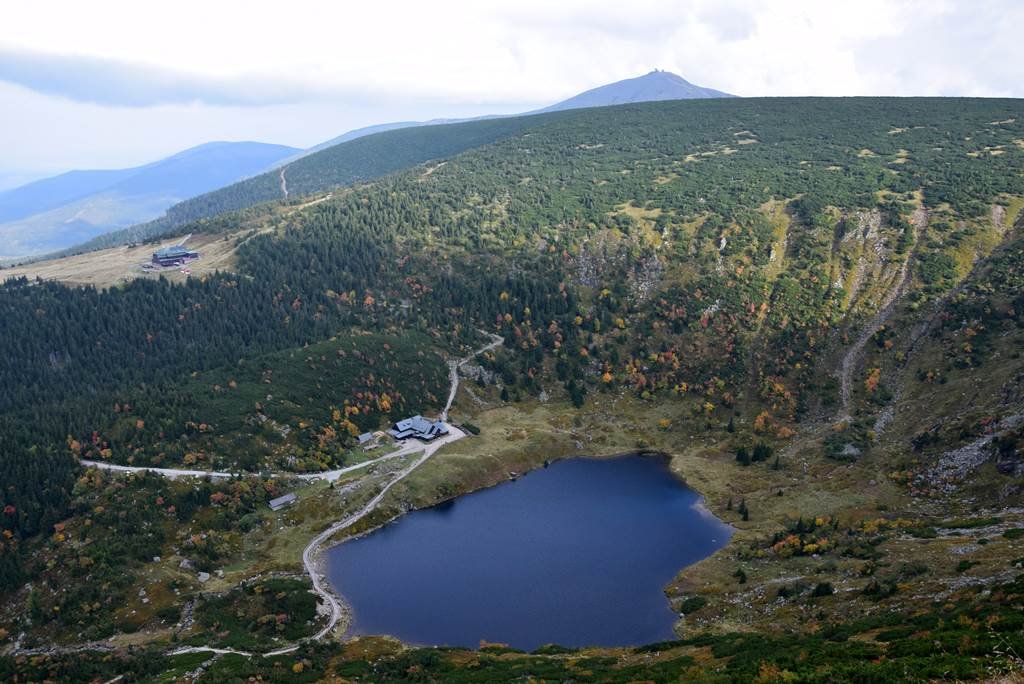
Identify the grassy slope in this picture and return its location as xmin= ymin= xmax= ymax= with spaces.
xmin=0 ymin=190 xmax=334 ymax=288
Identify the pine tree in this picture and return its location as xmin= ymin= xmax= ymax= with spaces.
xmin=753 ymin=442 xmax=773 ymax=462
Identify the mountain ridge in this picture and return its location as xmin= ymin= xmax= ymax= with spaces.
xmin=2 ymin=70 xmax=733 ymax=260
xmin=0 ymin=141 xmax=300 ymax=258
xmin=291 ymin=70 xmax=734 ymax=162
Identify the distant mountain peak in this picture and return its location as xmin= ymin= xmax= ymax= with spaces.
xmin=537 ymin=70 xmax=735 ymax=113
xmin=643 ymin=69 xmax=695 ymax=83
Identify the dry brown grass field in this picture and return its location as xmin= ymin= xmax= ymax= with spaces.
xmin=0 ymin=230 xmax=258 ymax=288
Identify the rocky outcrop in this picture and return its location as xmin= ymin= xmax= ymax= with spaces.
xmin=916 ymin=413 xmax=1024 ymax=493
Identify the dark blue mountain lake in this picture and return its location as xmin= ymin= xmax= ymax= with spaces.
xmin=325 ymin=454 xmax=732 ymax=650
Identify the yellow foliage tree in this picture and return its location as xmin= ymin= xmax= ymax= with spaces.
xmin=864 ymin=367 xmax=882 ymax=392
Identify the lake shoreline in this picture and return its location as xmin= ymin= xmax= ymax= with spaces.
xmin=322 ymin=449 xmax=732 ymax=650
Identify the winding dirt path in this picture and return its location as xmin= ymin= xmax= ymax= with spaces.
xmin=301 ymin=428 xmax=465 ymax=642
xmin=441 ymin=332 xmax=503 ymax=421
xmin=80 ymin=333 xmax=503 ymax=483
xmin=837 ymin=207 xmax=925 ymax=420
xmin=82 ymin=332 xmax=503 ymax=660
xmin=79 ymin=444 xmax=415 ymax=482
xmin=169 ymin=428 xmax=465 ymax=659
xmin=279 ymin=166 xmax=289 ymax=199
xmin=295 ymin=332 xmax=502 ymax=646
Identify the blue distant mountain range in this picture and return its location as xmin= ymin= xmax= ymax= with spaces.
xmin=0 ymin=141 xmax=299 ymax=258
xmin=0 ymin=71 xmax=733 ymax=259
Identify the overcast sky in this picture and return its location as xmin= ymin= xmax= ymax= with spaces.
xmin=1 ymin=0 xmax=1022 ymax=187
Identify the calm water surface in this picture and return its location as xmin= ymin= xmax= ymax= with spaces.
xmin=325 ymin=454 xmax=732 ymax=650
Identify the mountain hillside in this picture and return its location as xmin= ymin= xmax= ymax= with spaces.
xmin=60 ymin=111 xmax=578 ymax=254
xmin=46 ymin=71 xmax=735 ymax=257
xmin=3 ymin=98 xmax=1024 ymax=680
xmin=538 ymin=69 xmax=734 ymax=112
xmin=0 ymin=141 xmax=299 ymax=258
xmin=299 ymin=120 xmax=428 ymax=156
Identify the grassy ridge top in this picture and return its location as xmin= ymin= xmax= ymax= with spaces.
xmin=40 ymin=96 xmax=1024 ymax=258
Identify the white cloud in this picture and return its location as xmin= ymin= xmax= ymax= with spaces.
xmin=0 ymin=0 xmax=1020 ymax=176
xmin=0 ymin=47 xmax=334 ymax=107
xmin=0 ymin=81 xmax=528 ymax=175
